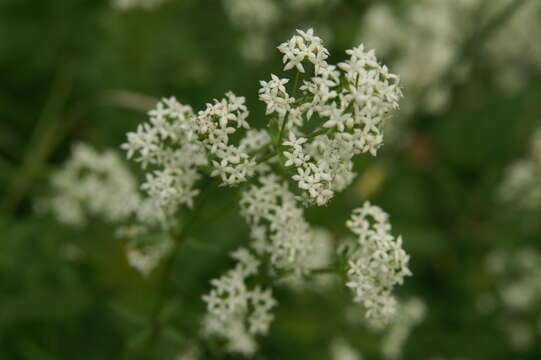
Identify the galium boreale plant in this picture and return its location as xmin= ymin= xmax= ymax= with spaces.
xmin=45 ymin=29 xmax=412 ymax=357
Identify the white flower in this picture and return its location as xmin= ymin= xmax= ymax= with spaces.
xmin=240 ymin=174 xmax=320 ymax=274
xmin=122 ymin=97 xmax=209 ymax=218
xmin=343 ymin=202 xmax=412 ymax=326
xmin=258 ymin=74 xmax=293 ymax=117
xmin=260 ymin=29 xmax=403 ymax=205
xmin=196 ymin=92 xmax=257 ymax=186
xmin=282 ymin=132 xmax=309 ymax=167
xmin=141 ymin=168 xmax=200 ymax=215
xmin=126 ymin=239 xmax=173 ymax=278
xmin=277 ymin=28 xmax=329 ymax=73
xmin=280 ymin=228 xmax=336 ymax=291
xmin=45 ymin=143 xmax=140 ymax=227
xmin=202 ymin=248 xmax=276 ymax=356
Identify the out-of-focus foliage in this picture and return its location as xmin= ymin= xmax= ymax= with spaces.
xmin=1 ymin=0 xmax=541 ymax=359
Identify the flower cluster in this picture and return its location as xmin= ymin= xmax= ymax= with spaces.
xmin=282 ymin=227 xmax=335 ymax=290
xmin=342 ymin=201 xmax=411 ymax=326
xmin=202 ymin=248 xmax=276 ymax=355
xmin=46 ymin=28 xmax=413 ymax=357
xmin=43 ymin=143 xmax=174 ymax=276
xmin=122 ymin=97 xmax=206 ymax=217
xmin=259 ymin=29 xmax=402 ymax=205
xmin=122 ymin=93 xmax=258 ymax=222
xmin=240 ymin=173 xmax=315 ymax=274
xmin=43 ymin=143 xmax=140 ymax=227
xmin=196 ymin=92 xmax=257 ymax=185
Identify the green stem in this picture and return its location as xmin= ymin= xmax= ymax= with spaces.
xmin=142 ymin=177 xmax=220 ymax=356
xmin=249 ymin=141 xmax=272 ymax=157
xmin=305 ymin=128 xmax=331 ymax=139
xmin=257 ymin=151 xmax=278 ymax=164
xmin=277 ymin=71 xmax=301 ymax=148
xmin=309 ymin=266 xmax=339 ymax=275
xmin=472 ymin=0 xmax=529 ymax=53
xmin=1 ymin=64 xmax=76 ymax=215
xmin=436 ymin=0 xmax=528 ymax=95
xmin=291 ymin=70 xmax=301 ymax=99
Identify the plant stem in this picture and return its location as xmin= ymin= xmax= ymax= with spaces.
xmin=305 ymin=128 xmax=331 ymax=139
xmin=257 ymin=151 xmax=278 ymax=164
xmin=1 ymin=64 xmax=76 ymax=216
xmin=472 ymin=0 xmax=529 ymax=54
xmin=443 ymin=0 xmax=528 ymax=90
xmin=142 ymin=177 xmax=220 ymax=356
xmin=310 ymin=266 xmax=339 ymax=275
xmin=277 ymin=71 xmax=301 ymax=147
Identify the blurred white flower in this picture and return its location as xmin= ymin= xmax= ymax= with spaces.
xmin=498 ymin=128 xmax=541 ymax=211
xmin=126 ymin=239 xmax=172 ymax=278
xmin=44 ymin=143 xmax=140 ymax=227
xmin=361 ymin=0 xmax=477 ymax=114
xmin=382 ymin=298 xmax=426 ymax=360
xmin=330 ymin=338 xmax=362 ymax=360
xmin=112 ymin=0 xmax=166 ymax=10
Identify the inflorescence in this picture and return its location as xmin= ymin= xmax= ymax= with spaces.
xmin=45 ymin=29 xmax=411 ymax=356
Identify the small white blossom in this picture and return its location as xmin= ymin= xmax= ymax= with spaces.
xmin=196 ymin=92 xmax=257 ymax=186
xmin=277 ymin=28 xmax=329 ymax=73
xmin=259 ymin=74 xmax=294 ymax=117
xmin=126 ymin=240 xmax=172 ymax=278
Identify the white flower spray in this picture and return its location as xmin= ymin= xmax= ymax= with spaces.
xmin=46 ymin=29 xmax=413 ymax=356
xmin=342 ymin=202 xmax=411 ymax=326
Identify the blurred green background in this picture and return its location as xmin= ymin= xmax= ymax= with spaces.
xmin=1 ymin=0 xmax=540 ymax=359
